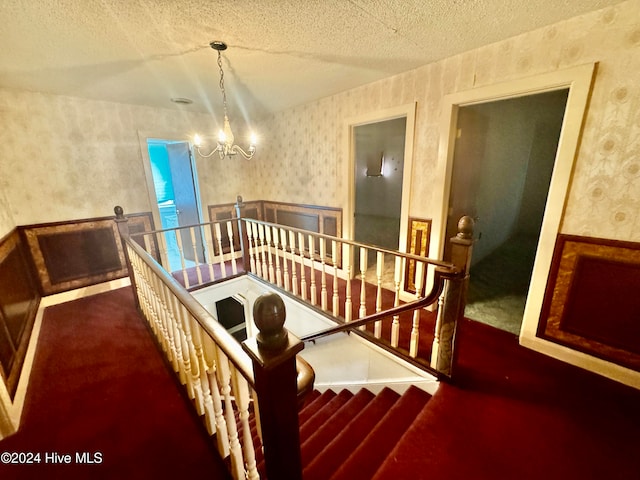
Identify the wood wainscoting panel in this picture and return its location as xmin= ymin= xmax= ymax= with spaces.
xmin=0 ymin=230 xmax=40 ymax=398
xmin=207 ymin=200 xmax=263 ymax=254
xmin=208 ymin=200 xmax=342 ymax=259
xmin=262 ymin=201 xmax=342 ymax=260
xmin=21 ymin=212 xmax=154 ymax=296
xmin=538 ymin=234 xmax=640 ymax=371
xmin=262 ymin=201 xmax=342 ymax=238
xmin=404 ymin=217 xmax=431 ymax=294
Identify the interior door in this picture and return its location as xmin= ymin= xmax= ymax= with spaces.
xmin=443 ymin=109 xmax=487 ymax=261
xmin=166 ymin=142 xmax=204 ymax=262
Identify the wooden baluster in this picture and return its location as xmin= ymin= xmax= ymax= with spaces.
xmin=410 ymin=261 xmax=425 ymax=357
xmin=215 ymin=345 xmax=244 ymax=479
xmin=214 ymin=223 xmax=227 ymax=278
xmin=265 ymin=225 xmax=275 ymax=283
xmin=319 ymin=238 xmax=328 ymax=310
xmin=431 ymin=286 xmax=447 ymax=371
xmin=246 ymin=221 xmax=257 ymax=275
xmin=259 ymin=224 xmax=269 ymax=280
xmin=332 ymin=240 xmax=340 ymax=316
xmin=142 ymin=234 xmax=153 ymax=258
xmin=158 ymin=231 xmax=171 ymax=271
xmin=345 ymin=245 xmax=353 ymax=322
xmin=281 ymin=228 xmax=291 ymax=291
xmin=359 ymin=247 xmax=368 ymax=322
xmin=202 ymin=335 xmax=230 ymax=457
xmin=242 ymin=293 xmax=304 ymax=480
xmin=308 ymin=235 xmax=317 ymax=305
xmin=250 ymin=222 xmax=261 ymax=277
xmin=374 ymin=251 xmax=384 ymax=338
xmin=391 ymin=256 xmax=402 ymax=348
xmin=175 ymin=229 xmax=190 ymax=288
xmin=186 ymin=311 xmax=216 ymax=434
xmin=231 ymin=366 xmax=259 ymax=480
xmin=298 ymin=232 xmax=307 ymax=300
xmin=155 ymin=275 xmax=172 ymax=358
xmin=234 ymin=197 xmax=251 ymax=275
xmin=189 ymin=226 xmax=203 ymax=285
xmin=289 ymin=231 xmax=298 ymax=296
xmin=226 ymin=220 xmax=238 ymax=274
xmin=273 ymin=227 xmax=283 ymax=287
xmin=172 ymin=298 xmax=195 ymax=402
xmin=162 ymin=283 xmax=187 ymax=386
xmin=203 ymin=223 xmax=216 ymax=282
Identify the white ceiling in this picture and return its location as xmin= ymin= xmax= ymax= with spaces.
xmin=0 ymin=0 xmax=626 ymax=120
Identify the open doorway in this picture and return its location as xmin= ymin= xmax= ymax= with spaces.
xmin=144 ymin=138 xmax=205 ymax=272
xmin=433 ymin=63 xmax=595 ymax=342
xmin=354 ymin=117 xmax=406 ymax=250
xmin=346 ymin=103 xmax=416 ymax=292
xmin=446 ymin=90 xmax=569 ymax=334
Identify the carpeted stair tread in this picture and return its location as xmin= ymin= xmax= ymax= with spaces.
xmin=328 ymin=386 xmax=432 ymax=480
xmin=299 ymin=389 xmax=336 ymax=425
xmin=301 ymin=389 xmax=322 ymax=407
xmin=300 ymin=389 xmax=354 ymax=443
xmin=302 ymin=387 xmax=401 ymax=480
xmin=301 ymin=388 xmax=376 ymax=464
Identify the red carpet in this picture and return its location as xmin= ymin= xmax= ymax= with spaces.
xmin=0 ymin=288 xmax=230 ymax=480
xmin=3 ymin=286 xmax=639 ymax=479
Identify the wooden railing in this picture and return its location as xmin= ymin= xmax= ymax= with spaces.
xmin=115 ymin=207 xmax=306 ymax=480
xmin=235 ymin=198 xmax=473 ymax=377
xmin=124 ymin=197 xmax=473 ymax=377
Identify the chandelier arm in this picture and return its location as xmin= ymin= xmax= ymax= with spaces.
xmin=230 ymin=145 xmax=256 ymax=160
xmin=195 ymin=145 xmax=222 ymax=158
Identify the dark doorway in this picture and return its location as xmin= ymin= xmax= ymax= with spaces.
xmin=446 ymin=90 xmax=569 ymax=334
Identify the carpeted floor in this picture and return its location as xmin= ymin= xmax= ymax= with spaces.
xmin=465 ymin=235 xmax=538 ymax=335
xmin=3 ymin=286 xmax=639 ymax=479
xmin=0 ymin=288 xmax=231 ymax=480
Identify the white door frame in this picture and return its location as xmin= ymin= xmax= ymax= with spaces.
xmin=343 ymin=103 xmax=417 ymax=252
xmin=137 ymin=130 xmax=204 ymax=234
xmin=432 ymin=63 xmax=596 ymax=351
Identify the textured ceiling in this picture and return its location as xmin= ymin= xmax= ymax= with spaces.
xmin=0 ymin=0 xmax=627 ymax=120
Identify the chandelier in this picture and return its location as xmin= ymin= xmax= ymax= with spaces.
xmin=194 ymin=41 xmax=256 ymax=160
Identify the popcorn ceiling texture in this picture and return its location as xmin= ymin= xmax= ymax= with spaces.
xmin=254 ymin=0 xmax=640 ymax=242
xmin=0 ymin=0 xmax=639 ymax=244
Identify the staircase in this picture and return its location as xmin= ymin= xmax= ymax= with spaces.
xmin=251 ymin=386 xmax=432 ymax=479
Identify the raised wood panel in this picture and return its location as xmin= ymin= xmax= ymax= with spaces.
xmin=262 ymin=201 xmax=342 ymax=238
xmin=208 ymin=201 xmax=342 ymax=259
xmin=538 ymin=235 xmax=640 ymax=371
xmin=207 ymin=201 xmax=263 ymax=254
xmin=0 ymin=230 xmax=40 ymax=398
xmin=404 ymin=217 xmax=432 ymax=294
xmin=22 ymin=212 xmax=153 ymax=296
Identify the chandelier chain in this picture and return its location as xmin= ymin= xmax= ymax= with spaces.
xmin=217 ymin=50 xmax=228 ymax=115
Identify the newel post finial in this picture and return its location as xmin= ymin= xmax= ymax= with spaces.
xmin=113 ymin=205 xmax=130 ymax=238
xmin=242 ymin=293 xmax=303 ymax=480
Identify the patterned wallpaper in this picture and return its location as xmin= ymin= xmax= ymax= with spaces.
xmin=0 ymin=0 xmax=639 ymax=246
xmin=0 ymin=188 xmax=15 ymax=236
xmin=254 ymin=0 xmax=640 ymax=243
xmin=0 ymin=89 xmax=231 ymax=235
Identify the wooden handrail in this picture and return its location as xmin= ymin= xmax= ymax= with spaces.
xmin=239 ymin=217 xmax=458 ymax=270
xmin=124 ymin=227 xmax=255 ymax=385
xmin=300 ymin=267 xmax=458 ymax=342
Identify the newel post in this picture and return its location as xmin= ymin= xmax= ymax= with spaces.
xmin=234 ymin=195 xmax=252 ymax=274
xmin=114 ymin=206 xmax=139 ymax=309
xmin=432 ymin=216 xmax=475 ymax=377
xmin=242 ymin=293 xmax=303 ymax=480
